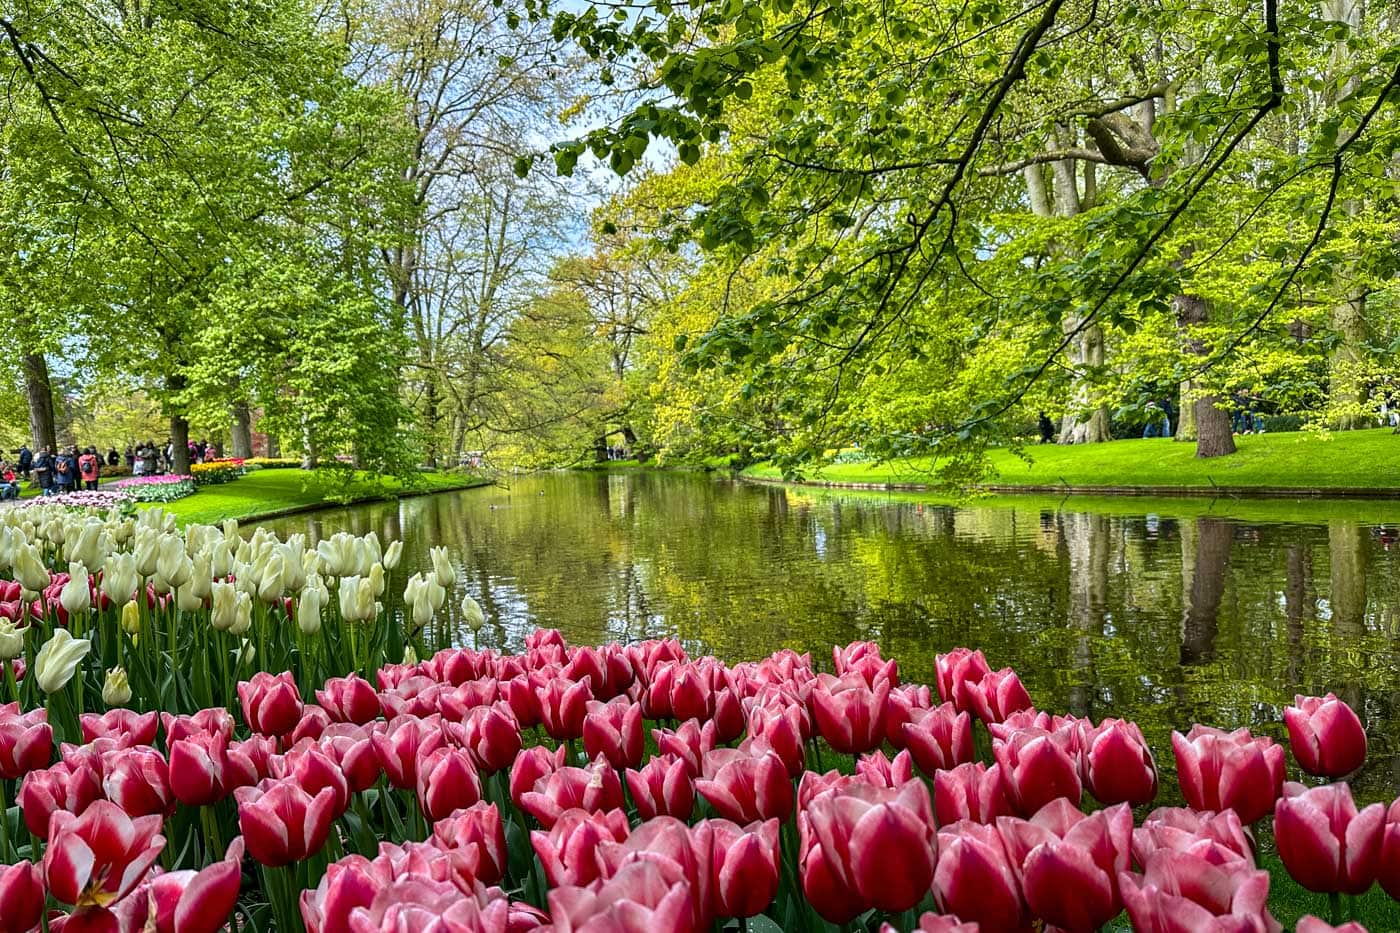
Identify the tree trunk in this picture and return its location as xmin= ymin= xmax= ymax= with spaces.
xmin=1328 ymin=520 xmax=1367 ymax=638
xmin=1175 ymin=379 xmax=1197 ymax=441
xmin=1059 ymin=322 xmax=1112 ymax=443
xmin=23 ymin=353 xmax=57 ymax=452
xmin=1174 ymin=292 xmax=1236 ymax=458
xmin=422 ymin=372 xmax=440 ymax=468
xmin=230 ymin=402 xmax=254 ymax=459
xmin=170 ymin=416 xmax=191 ymax=475
xmin=301 ymin=414 xmax=318 ymax=470
xmin=1329 ymin=290 xmax=1368 ymax=429
xmin=266 ymin=434 xmax=281 ymax=458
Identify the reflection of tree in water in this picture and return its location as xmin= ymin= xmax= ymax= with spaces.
xmin=1329 ymin=521 xmax=1368 ymax=641
xmin=1284 ymin=543 xmax=1315 ymax=690
xmin=1058 ymin=512 xmax=1109 ymax=716
xmin=1180 ymin=518 xmax=1231 ymax=666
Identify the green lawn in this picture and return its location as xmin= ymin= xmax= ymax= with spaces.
xmin=743 ymin=429 xmax=1400 ymax=493
xmin=133 ymin=468 xmax=487 ymax=525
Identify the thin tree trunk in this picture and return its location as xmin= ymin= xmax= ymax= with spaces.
xmin=23 ymin=352 xmax=57 ymax=452
xmin=301 ymin=414 xmax=318 ymax=470
xmin=1173 ymin=291 xmax=1236 ymax=458
xmin=230 ymin=402 xmax=254 ymax=459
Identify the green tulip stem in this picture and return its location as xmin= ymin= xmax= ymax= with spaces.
xmin=0 ymin=778 xmax=10 ymax=862
xmin=3 ymin=659 xmax=17 ymax=707
xmin=1329 ymin=891 xmax=1343 ymax=925
xmin=201 ymin=805 xmax=223 ymax=864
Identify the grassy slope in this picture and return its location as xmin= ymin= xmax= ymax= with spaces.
xmin=134 ymin=469 xmax=485 ymax=525
xmin=744 ymin=429 xmax=1400 ymax=491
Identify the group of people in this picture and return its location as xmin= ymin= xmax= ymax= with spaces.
xmin=125 ymin=438 xmax=219 ymax=476
xmin=4 ymin=445 xmax=105 ymax=497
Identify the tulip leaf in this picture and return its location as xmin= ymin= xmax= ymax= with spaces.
xmin=747 ymin=916 xmax=786 ymax=933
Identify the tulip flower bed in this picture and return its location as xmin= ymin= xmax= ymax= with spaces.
xmin=110 ymin=475 xmax=197 ymax=503
xmin=190 ymin=460 xmax=245 ymax=486
xmin=0 ymin=505 xmax=1397 ymax=931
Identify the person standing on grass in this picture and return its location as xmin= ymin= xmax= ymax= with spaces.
xmin=79 ymin=448 xmax=100 ymax=490
xmin=16 ymin=445 xmax=31 ymax=481
xmin=1037 ymin=412 xmax=1054 ymax=444
xmin=1143 ymin=401 xmax=1169 ymax=438
xmin=106 ymin=447 xmax=119 ymax=467
xmin=33 ymin=447 xmax=53 ymax=495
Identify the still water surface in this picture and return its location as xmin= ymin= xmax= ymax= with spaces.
xmin=259 ymin=472 xmax=1400 ymax=799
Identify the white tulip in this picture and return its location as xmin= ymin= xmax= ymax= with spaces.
xmin=13 ymin=544 xmax=49 ymax=594
xmin=0 ymin=619 xmax=26 ymax=660
xmin=176 ymin=584 xmax=203 ymax=612
xmin=189 ymin=552 xmax=213 ymax=601
xmin=34 ymin=629 xmax=91 ymax=694
xmin=59 ymin=563 xmax=91 ymax=616
xmin=156 ymin=535 xmax=192 ymax=589
xmin=382 ymin=540 xmax=403 ymax=570
xmin=368 ymin=562 xmax=385 ymax=599
xmin=229 ymin=590 xmax=252 ymax=635
xmin=101 ymin=552 xmax=138 ymax=605
xmin=461 ymin=594 xmax=486 ymax=633
xmin=297 ymin=586 xmax=323 ymax=635
xmin=209 ymin=539 xmax=233 ymax=579
xmin=430 ymin=546 xmax=454 ymax=589
xmin=132 ymin=529 xmax=159 ymax=577
xmin=102 ymin=667 xmax=132 ymax=706
xmin=210 ymin=582 xmax=239 ymax=631
xmin=257 ymin=553 xmax=285 ymax=603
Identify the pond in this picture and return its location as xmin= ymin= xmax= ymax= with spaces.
xmin=258 ymin=471 xmax=1400 ymax=800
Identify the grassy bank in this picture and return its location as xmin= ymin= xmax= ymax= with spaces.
xmin=742 ymin=429 xmax=1400 ymax=494
xmin=134 ymin=468 xmax=487 ymax=525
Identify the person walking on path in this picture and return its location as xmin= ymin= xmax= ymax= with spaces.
xmin=16 ymin=445 xmax=31 ymax=481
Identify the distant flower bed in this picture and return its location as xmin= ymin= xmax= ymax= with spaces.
xmin=109 ymin=474 xmax=195 ymax=502
xmin=242 ymin=457 xmax=300 ymax=470
xmin=15 ymin=490 xmax=131 ymax=511
xmin=190 ymin=458 xmax=244 ymax=485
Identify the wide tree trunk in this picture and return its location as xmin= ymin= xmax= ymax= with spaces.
xmin=266 ymin=435 xmax=281 ymax=458
xmin=170 ymin=416 xmax=191 ymax=475
xmin=1059 ymin=321 xmax=1112 ymax=443
xmin=230 ymin=402 xmax=254 ymax=459
xmin=23 ymin=353 xmax=57 ymax=452
xmin=1173 ymin=292 xmax=1236 ymax=458
xmin=1175 ymin=379 xmax=1197 ymax=441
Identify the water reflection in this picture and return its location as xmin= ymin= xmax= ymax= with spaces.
xmin=257 ymin=473 xmax=1400 ymax=799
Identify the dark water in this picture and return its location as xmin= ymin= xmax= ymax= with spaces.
xmin=259 ymin=472 xmax=1400 ymax=800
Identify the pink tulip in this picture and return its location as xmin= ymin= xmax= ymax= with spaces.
xmin=1296 ymin=917 xmax=1369 ymax=933
xmin=1119 ymin=848 xmax=1278 ymax=932
xmin=43 ymin=800 xmax=165 ymax=909
xmin=1285 ymin=694 xmax=1367 ymax=778
xmin=315 ymin=674 xmax=382 ymax=725
xmin=998 ymin=799 xmax=1133 ymax=931
xmin=643 ymin=662 xmax=712 ymax=722
xmin=856 ymin=749 xmax=916 ymax=788
xmin=438 ymin=678 xmax=499 ymax=721
xmin=415 ymin=746 xmax=482 ymax=822
xmin=962 ymin=668 xmax=1033 ymax=724
xmin=933 ymin=762 xmax=1012 ymax=826
xmin=99 ymin=746 xmax=173 ymax=818
xmin=901 ymin=702 xmax=974 ymax=776
xmin=654 ymin=720 xmax=718 ymax=778
xmin=625 ymin=754 xmax=695 ymax=821
xmin=993 ymin=730 xmax=1082 ymax=817
xmin=1082 ymin=718 xmax=1157 ymax=806
xmin=167 ymin=731 xmax=241 ymax=807
xmin=128 ymin=838 xmax=244 ymax=933
xmin=547 ymin=859 xmax=696 ymax=933
xmin=235 ymin=780 xmax=337 ymax=867
xmin=531 ymin=807 xmax=631 ymax=887
xmin=833 ymin=641 xmax=898 ymax=687
xmin=1133 ymin=807 xmax=1254 ymax=868
xmin=18 ymin=756 xmax=102 ymax=837
xmin=503 ymin=673 xmax=546 ymax=728
xmin=345 ymin=874 xmax=517 ymax=931
xmin=879 ymin=915 xmax=981 ymax=933
xmin=710 ymin=687 xmax=745 ymax=743
xmin=1172 ymin=725 xmax=1285 ymax=825
xmin=430 ymin=801 xmax=509 ymax=886
xmin=370 ymin=714 xmax=445 ymax=790
xmin=935 ymin=648 xmax=991 ymax=711
xmin=802 ymin=780 xmax=937 ymax=913
xmin=695 ymin=747 xmax=793 ymax=824
xmin=376 ymin=675 xmax=445 ymax=720
xmin=316 ymin=723 xmax=381 ymax=793
xmin=710 ymin=818 xmax=781 ymax=918
xmin=161 ymin=709 xmax=234 ymax=745
xmin=273 ymin=741 xmax=351 ymax=817
xmin=0 ymin=705 xmax=52 ymax=779
xmin=1377 ymin=798 xmax=1400 ymax=900
xmin=509 ymin=744 xmax=566 ymax=808
xmin=883 ymin=682 xmax=934 ymax=748
xmin=742 ymin=702 xmax=806 ymax=777
xmin=582 ymin=697 xmax=643 ymax=769
xmin=79 ymin=709 xmax=158 ymax=748
xmin=237 ymin=671 xmax=304 ymax=737
xmin=459 ymin=702 xmax=521 ymax=774
xmin=519 ymin=755 xmax=624 ymax=828
xmin=0 ymin=861 xmax=44 ymax=933
xmin=934 ymin=820 xmax=1030 ymax=932
xmin=595 ymin=816 xmax=713 ymax=927
xmin=300 ymin=855 xmax=379 ymax=933
xmin=537 ymin=676 xmax=593 ymax=741
xmin=1274 ymin=782 xmax=1383 ymax=895
xmin=809 ymin=672 xmax=890 ymax=755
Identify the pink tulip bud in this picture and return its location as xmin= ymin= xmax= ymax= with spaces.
xmin=547 ymin=860 xmax=695 ymax=933
xmin=0 ymin=704 xmax=52 ymax=779
xmin=1275 ymin=782 xmax=1383 ymax=895
xmin=79 ymin=709 xmax=158 ymax=748
xmin=509 ymin=744 xmax=566 ymax=808
xmin=1120 ymin=848 xmax=1278 ymax=932
xmin=536 ymin=676 xmax=593 ymax=741
xmin=901 ymin=702 xmax=974 ymax=776
xmin=1284 ymin=694 xmax=1367 ymax=778
xmin=695 ymin=747 xmax=793 ymax=824
xmin=625 ymin=754 xmax=695 ymax=821
xmin=519 ymin=755 xmax=624 ymax=829
xmin=803 ymin=781 xmax=937 ymax=914
xmin=935 ymin=648 xmax=991 ymax=711
xmin=1296 ymin=917 xmax=1369 ymax=933
xmin=140 ymin=837 xmax=244 ymax=933
xmin=235 ymin=779 xmax=337 ymax=867
xmin=833 ymin=641 xmax=899 ymax=687
xmin=992 ymin=729 xmax=1082 ymax=817
xmin=934 ymin=820 xmax=1029 ymax=931
xmin=1083 ymin=718 xmax=1157 ymax=807
xmin=317 ymin=724 xmax=381 ymax=793
xmin=1171 ymin=726 xmax=1284 ymax=825
xmin=431 ymin=801 xmax=509 ymax=886
xmin=100 ymin=746 xmax=173 ymax=818
xmin=653 ymin=720 xmax=718 ymax=778
xmin=744 ymin=703 xmax=806 ymax=777
xmin=237 ymin=671 xmax=304 ymax=737
xmin=962 ymin=668 xmax=1033 ymax=725
xmin=162 ymin=708 xmax=234 ymax=745
xmin=274 ymin=741 xmax=351 ymax=818
xmin=415 ymin=746 xmax=482 ymax=822
xmin=370 ymin=714 xmax=446 ymax=790
xmin=315 ymin=674 xmax=382 ymax=725
xmin=582 ymin=697 xmax=643 ymax=769
xmin=531 ymin=807 xmax=631 ymax=887
xmin=18 ymin=756 xmax=102 ymax=838
xmin=933 ymin=762 xmax=1012 ymax=826
xmin=855 ymin=749 xmax=917 ymax=788
xmin=0 ymin=861 xmax=44 ymax=933
xmin=1132 ymin=807 xmax=1254 ymax=868
xmin=709 ymin=818 xmax=781 ymax=919
xmin=879 ymin=914 xmax=980 ymax=933
xmin=809 ymin=672 xmax=890 ymax=755
xmin=998 ymin=799 xmax=1133 ymax=931
xmin=460 ymin=702 xmax=521 ymax=774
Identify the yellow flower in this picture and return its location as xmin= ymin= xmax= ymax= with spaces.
xmin=102 ymin=667 xmax=131 ymax=706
